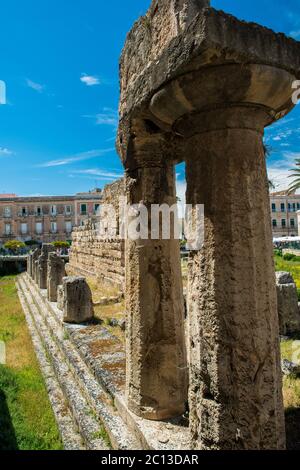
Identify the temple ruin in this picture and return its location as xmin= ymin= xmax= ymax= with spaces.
xmin=16 ymin=0 xmax=300 ymax=451
xmin=117 ymin=0 xmax=300 ymax=450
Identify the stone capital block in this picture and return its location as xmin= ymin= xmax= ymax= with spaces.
xmin=276 ymin=272 xmax=300 ymax=336
xmin=47 ymin=253 xmax=66 ymax=302
xmin=62 ymin=276 xmax=94 ymax=324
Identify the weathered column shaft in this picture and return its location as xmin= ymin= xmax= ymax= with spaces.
xmin=185 ymin=110 xmax=285 ymax=449
xmin=47 ymin=253 xmax=66 ymax=302
xmin=125 ymin=164 xmax=187 ymax=420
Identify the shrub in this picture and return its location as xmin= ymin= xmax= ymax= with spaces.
xmin=3 ymin=240 xmax=26 ymax=253
xmin=297 ymin=289 xmax=300 ymax=302
xmin=274 ymin=249 xmax=282 ymax=257
xmin=283 ymin=253 xmax=296 ymax=261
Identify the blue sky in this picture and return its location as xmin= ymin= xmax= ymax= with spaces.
xmin=0 ymin=0 xmax=300 ymax=197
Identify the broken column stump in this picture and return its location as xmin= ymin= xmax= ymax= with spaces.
xmin=276 ymin=272 xmax=300 ymax=336
xmin=31 ymin=248 xmax=41 ymax=281
xmin=62 ymin=276 xmax=94 ymax=324
xmin=47 ymin=253 xmax=66 ymax=302
xmin=37 ymin=244 xmax=56 ymax=289
xmin=117 ymin=0 xmax=300 ymax=449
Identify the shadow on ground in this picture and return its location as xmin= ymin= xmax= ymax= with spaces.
xmin=0 ymin=389 xmax=18 ymax=450
xmin=286 ymin=408 xmax=300 ymax=450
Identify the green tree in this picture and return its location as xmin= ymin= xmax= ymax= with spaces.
xmin=288 ymin=158 xmax=300 ymax=194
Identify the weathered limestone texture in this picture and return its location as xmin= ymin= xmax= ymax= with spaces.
xmin=37 ymin=244 xmax=56 ymax=289
xmin=68 ymin=180 xmax=125 ymax=290
xmin=276 ymin=272 xmax=300 ymax=336
xmin=47 ymin=253 xmax=66 ymax=302
xmin=62 ymin=276 xmax=94 ymax=324
xmin=117 ymin=0 xmax=300 ymax=449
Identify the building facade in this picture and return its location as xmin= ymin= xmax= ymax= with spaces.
xmin=270 ymin=191 xmax=300 ymax=237
xmin=0 ymin=189 xmax=102 ymax=245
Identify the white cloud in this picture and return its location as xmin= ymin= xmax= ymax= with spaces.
xmin=80 ymin=74 xmax=100 ymax=86
xmin=83 ymin=108 xmax=118 ymax=127
xmin=38 ymin=148 xmax=114 ymax=168
xmin=26 ymin=79 xmax=45 ymax=93
xmin=73 ymin=168 xmax=123 ymax=179
xmin=0 ymin=147 xmax=14 ymax=156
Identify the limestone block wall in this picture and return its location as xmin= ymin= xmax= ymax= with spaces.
xmin=67 ymin=179 xmax=125 ymax=290
xmin=67 ymin=229 xmax=125 ymax=290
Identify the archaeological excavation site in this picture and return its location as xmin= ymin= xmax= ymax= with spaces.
xmin=2 ymin=0 xmax=300 ymax=456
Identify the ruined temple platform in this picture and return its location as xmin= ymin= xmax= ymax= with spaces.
xmin=16 ymin=273 xmax=190 ymax=451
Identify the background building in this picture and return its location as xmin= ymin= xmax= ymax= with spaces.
xmin=270 ymin=191 xmax=300 ymax=237
xmin=0 ymin=189 xmax=102 ymax=245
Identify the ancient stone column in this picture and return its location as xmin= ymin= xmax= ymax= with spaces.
xmin=37 ymin=244 xmax=56 ymax=289
xmin=276 ymin=272 xmax=300 ymax=336
xmin=31 ymin=248 xmax=41 ymax=281
xmin=184 ymin=110 xmax=285 ymax=450
xmin=27 ymin=253 xmax=32 ymax=276
xmin=123 ymin=159 xmax=187 ymax=420
xmin=47 ymin=253 xmax=66 ymax=302
xmin=62 ymin=276 xmax=94 ymax=324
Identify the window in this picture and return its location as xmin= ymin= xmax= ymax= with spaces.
xmin=272 ymin=220 xmax=277 ymax=227
xmin=51 ymin=205 xmax=57 ymax=216
xmin=271 ymin=203 xmax=276 ymax=213
xmin=81 ymin=204 xmax=87 ymax=215
xmin=21 ymin=223 xmax=27 ymax=234
xmin=22 ymin=207 xmax=27 ymax=216
xmin=293 ymin=203 xmax=296 ymax=212
xmin=65 ymin=205 xmax=72 ymax=215
xmin=94 ymin=203 xmax=100 ymax=215
xmin=282 ymin=219 xmax=286 ymax=227
xmin=51 ymin=222 xmax=57 ymax=233
xmin=297 ymin=203 xmax=300 ymax=210
xmin=65 ymin=221 xmax=72 ymax=233
xmin=4 ymin=207 xmax=11 ymax=217
xmin=281 ymin=203 xmax=285 ymax=212
xmin=291 ymin=219 xmax=295 ymax=227
xmin=36 ymin=222 xmax=43 ymax=234
xmin=5 ymin=223 xmax=11 ymax=235
xmin=36 ymin=206 xmax=42 ymax=216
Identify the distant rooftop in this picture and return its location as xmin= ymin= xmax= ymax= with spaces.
xmin=0 ymin=193 xmax=17 ymax=199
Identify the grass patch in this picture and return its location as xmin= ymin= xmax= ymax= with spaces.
xmin=92 ymin=425 xmax=112 ymax=449
xmin=0 ymin=275 xmax=62 ymax=450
